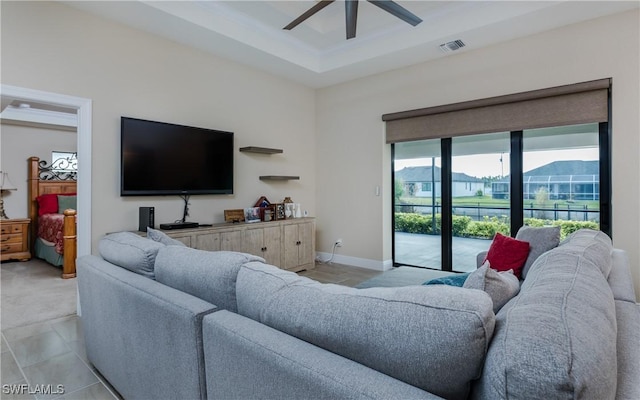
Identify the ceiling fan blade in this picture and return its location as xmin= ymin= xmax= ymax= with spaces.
xmin=345 ymin=0 xmax=359 ymax=39
xmin=283 ymin=0 xmax=335 ymax=30
xmin=367 ymin=0 xmax=422 ymax=26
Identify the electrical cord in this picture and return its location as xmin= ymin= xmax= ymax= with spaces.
xmin=316 ymin=242 xmax=339 ymax=264
xmin=174 ymin=194 xmax=191 ymax=223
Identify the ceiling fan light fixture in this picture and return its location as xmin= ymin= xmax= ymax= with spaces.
xmin=439 ymin=39 xmax=466 ymax=53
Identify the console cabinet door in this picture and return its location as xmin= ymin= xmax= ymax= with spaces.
xmin=243 ymin=227 xmax=264 ymax=258
xmin=283 ymin=221 xmax=314 ymax=271
xmin=283 ymin=224 xmax=299 ymax=270
xmin=220 ymin=230 xmax=243 ymax=252
xmin=168 ymin=234 xmax=192 ymax=247
xmin=196 ymin=233 xmax=220 ymax=251
xmin=262 ymin=226 xmax=282 ymax=267
xmin=297 ymin=221 xmax=314 ymax=269
xmin=244 ymin=226 xmax=281 ymax=266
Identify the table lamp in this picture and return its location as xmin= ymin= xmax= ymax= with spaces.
xmin=0 ymin=171 xmax=17 ymax=219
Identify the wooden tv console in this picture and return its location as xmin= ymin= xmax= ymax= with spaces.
xmin=156 ymin=217 xmax=315 ymax=272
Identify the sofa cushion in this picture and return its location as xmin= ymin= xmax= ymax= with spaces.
xmin=147 ymin=227 xmax=187 ymax=247
xmin=515 ymin=225 xmax=560 ymax=279
xmin=557 ymin=228 xmax=613 ymax=278
xmin=484 ymin=233 xmax=530 ymax=278
xmin=472 ymin=241 xmax=617 ymax=399
xmin=155 ymin=247 xmax=264 ymax=313
xmin=237 ymin=261 xmax=495 ymax=400
xmin=463 ymin=263 xmax=520 ymax=313
xmin=98 ymin=232 xmax=164 ymax=279
xmin=236 ymin=261 xmax=315 ymax=321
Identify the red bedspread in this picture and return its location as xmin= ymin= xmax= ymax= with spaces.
xmin=38 ymin=213 xmax=65 ymax=254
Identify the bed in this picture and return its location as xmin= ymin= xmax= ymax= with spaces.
xmin=28 ymin=156 xmax=77 ymax=278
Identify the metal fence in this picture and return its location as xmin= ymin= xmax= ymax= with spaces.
xmin=395 ymin=202 xmax=599 ymax=222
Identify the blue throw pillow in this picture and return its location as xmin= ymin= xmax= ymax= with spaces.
xmin=423 ymin=273 xmax=471 ymax=287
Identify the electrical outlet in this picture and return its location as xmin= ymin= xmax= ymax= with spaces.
xmin=335 ymin=239 xmax=343 ymax=247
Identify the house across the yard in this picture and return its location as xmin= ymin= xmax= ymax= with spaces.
xmin=396 ymin=166 xmax=484 ymax=198
xmin=492 ymin=160 xmax=599 ymax=200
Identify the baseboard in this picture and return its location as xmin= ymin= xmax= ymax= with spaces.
xmin=315 ymin=252 xmax=393 ymax=271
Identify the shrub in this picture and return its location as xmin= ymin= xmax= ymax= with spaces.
xmin=396 ymin=212 xmax=599 ymax=240
xmin=463 ymin=216 xmax=510 ymax=239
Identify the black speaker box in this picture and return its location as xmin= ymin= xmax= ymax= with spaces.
xmin=139 ymin=207 xmax=155 ymax=232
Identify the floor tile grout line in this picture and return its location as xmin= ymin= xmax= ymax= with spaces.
xmin=2 ymin=331 xmax=32 ymax=388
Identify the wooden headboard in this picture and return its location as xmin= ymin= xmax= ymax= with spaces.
xmin=27 ymin=156 xmax=77 ymax=246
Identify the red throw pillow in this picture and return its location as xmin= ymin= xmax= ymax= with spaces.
xmin=36 ymin=194 xmax=59 ymax=216
xmin=36 ymin=193 xmax=76 ymax=216
xmin=484 ymin=233 xmax=530 ymax=279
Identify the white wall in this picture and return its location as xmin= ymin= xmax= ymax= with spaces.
xmin=316 ymin=10 xmax=640 ymax=297
xmin=2 ymin=3 xmax=638 ymax=298
xmin=0 ymin=124 xmax=76 ymax=218
xmin=1 ymin=1 xmax=316 ymax=252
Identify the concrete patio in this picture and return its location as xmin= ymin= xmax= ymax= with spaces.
xmin=394 ymin=232 xmax=492 ymax=273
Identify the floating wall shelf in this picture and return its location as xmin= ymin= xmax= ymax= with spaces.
xmin=259 ymin=176 xmax=300 ymax=181
xmin=239 ymin=146 xmax=283 ymax=154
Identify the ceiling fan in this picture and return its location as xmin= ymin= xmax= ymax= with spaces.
xmin=283 ymin=0 xmax=423 ymax=40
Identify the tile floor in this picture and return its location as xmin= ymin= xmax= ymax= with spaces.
xmin=1 ymin=262 xmax=381 ymax=400
xmin=1 ymin=314 xmax=121 ymax=400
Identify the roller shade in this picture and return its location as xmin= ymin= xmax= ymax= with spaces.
xmin=383 ymin=78 xmax=610 ymax=144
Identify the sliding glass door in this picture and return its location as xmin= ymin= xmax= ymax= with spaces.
xmin=451 ymin=133 xmax=510 ymax=272
xmin=393 ymin=140 xmax=442 ymax=269
xmin=522 ymin=123 xmax=601 ymax=230
xmin=392 ymin=123 xmax=609 ymax=271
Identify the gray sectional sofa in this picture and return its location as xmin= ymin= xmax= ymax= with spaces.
xmin=77 ymin=229 xmax=639 ymax=400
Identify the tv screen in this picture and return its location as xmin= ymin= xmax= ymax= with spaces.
xmin=121 ymin=117 xmax=233 ymax=196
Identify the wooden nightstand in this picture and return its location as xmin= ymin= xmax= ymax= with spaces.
xmin=1 ymin=218 xmax=31 ymax=262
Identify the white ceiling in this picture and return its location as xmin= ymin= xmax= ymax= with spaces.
xmin=51 ymin=1 xmax=640 ymax=88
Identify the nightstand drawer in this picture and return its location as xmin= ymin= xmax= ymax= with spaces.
xmin=1 ymin=242 xmax=24 ymax=253
xmin=0 ymin=218 xmax=31 ymax=262
xmin=0 ymin=224 xmax=22 ymax=234
xmin=1 ymin=233 xmax=23 ymax=244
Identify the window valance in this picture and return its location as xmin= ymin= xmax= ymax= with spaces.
xmin=383 ymin=78 xmax=610 ymax=144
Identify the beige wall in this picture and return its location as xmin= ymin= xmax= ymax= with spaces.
xmin=316 ymin=9 xmax=640 ymax=296
xmin=0 ymin=124 xmax=77 ymax=218
xmin=2 ymin=3 xmax=638 ymax=297
xmin=1 ymin=1 xmax=316 ymax=252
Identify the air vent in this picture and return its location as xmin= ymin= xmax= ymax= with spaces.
xmin=439 ymin=39 xmax=466 ymax=53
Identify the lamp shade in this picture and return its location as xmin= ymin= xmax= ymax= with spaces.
xmin=0 ymin=171 xmax=17 ymax=191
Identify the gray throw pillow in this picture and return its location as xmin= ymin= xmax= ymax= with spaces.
xmin=463 ymin=262 xmax=520 ymax=313
xmin=98 ymin=232 xmax=164 ymax=279
xmin=57 ymin=195 xmax=77 ymax=213
xmin=147 ymin=227 xmax=187 ymax=247
xmin=515 ymin=225 xmax=561 ymax=279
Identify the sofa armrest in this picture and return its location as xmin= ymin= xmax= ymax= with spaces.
xmin=615 ymin=300 xmax=640 ymax=400
xmin=203 ymin=310 xmax=444 ymax=400
xmin=78 ymin=255 xmax=217 ymax=400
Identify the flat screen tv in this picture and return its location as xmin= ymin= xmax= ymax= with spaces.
xmin=121 ymin=117 xmax=233 ymax=196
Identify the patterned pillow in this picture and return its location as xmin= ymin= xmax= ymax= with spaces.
xmin=463 ymin=262 xmax=520 ymax=313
